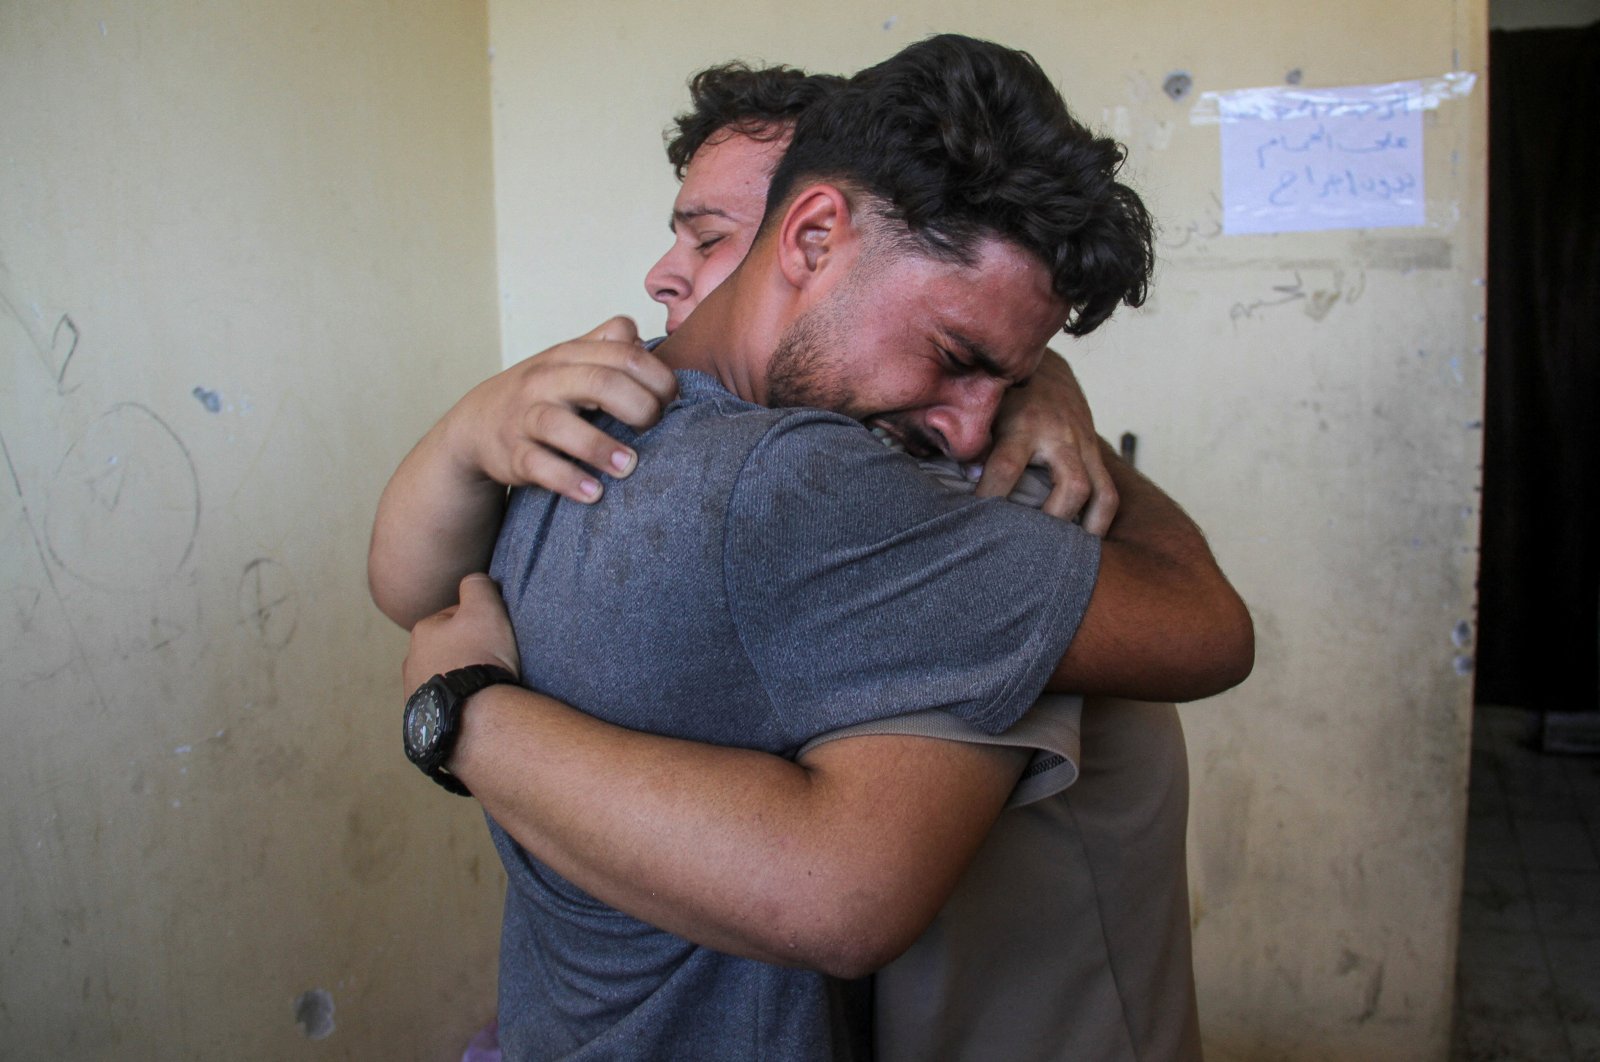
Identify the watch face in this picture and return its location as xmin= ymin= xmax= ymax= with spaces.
xmin=405 ymin=684 xmax=446 ymax=759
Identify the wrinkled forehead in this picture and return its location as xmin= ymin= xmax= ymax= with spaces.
xmin=674 ymin=129 xmax=791 ymax=227
xmin=892 ymin=234 xmax=1068 ymax=372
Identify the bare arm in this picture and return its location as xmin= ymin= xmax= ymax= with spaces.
xmin=458 ymin=693 xmax=1021 ymax=978
xmin=1046 ymin=439 xmax=1255 ymax=701
xmin=405 ymin=575 xmax=1024 ymax=979
xmin=398 ymin=442 xmax=1247 ymax=970
xmin=368 ymin=318 xmax=677 ymax=628
xmin=975 ymin=347 xmax=1118 ymax=533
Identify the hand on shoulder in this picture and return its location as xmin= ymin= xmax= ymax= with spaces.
xmin=443 ymin=317 xmax=679 ymax=503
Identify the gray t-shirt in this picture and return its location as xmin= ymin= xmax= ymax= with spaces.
xmin=486 ymin=370 xmax=1101 ymax=1060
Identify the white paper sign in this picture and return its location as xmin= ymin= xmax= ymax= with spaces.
xmin=1217 ymin=81 xmax=1426 ymax=235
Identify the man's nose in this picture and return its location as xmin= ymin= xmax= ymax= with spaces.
xmin=925 ymin=381 xmax=1008 ymax=463
xmin=644 ymin=249 xmax=690 ymax=311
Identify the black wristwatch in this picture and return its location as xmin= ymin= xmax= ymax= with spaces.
xmin=403 ymin=664 xmax=518 ymax=795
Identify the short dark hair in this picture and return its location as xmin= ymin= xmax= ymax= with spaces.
xmin=766 ymin=34 xmax=1154 ymax=337
xmin=664 ymin=62 xmax=844 ymax=179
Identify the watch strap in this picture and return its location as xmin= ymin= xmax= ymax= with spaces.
xmin=416 ymin=663 xmax=518 ymax=796
xmin=437 ymin=663 xmax=519 ymax=704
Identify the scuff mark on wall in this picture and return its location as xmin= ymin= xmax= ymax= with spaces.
xmin=1350 ymin=236 xmax=1452 ymax=271
xmin=1358 ymin=963 xmax=1385 ymax=1023
xmin=1165 ymin=237 xmax=1450 ymax=274
xmin=1103 ymin=105 xmax=1133 ymax=139
xmin=43 ymin=403 xmax=201 ymax=593
xmin=292 ymin=988 xmax=335 ymax=1040
xmin=1145 ymin=120 xmax=1175 ymax=152
xmin=1194 ymin=767 xmax=1254 ymax=917
xmin=1230 ymin=272 xmax=1308 ymax=322
xmin=0 ymin=278 xmax=83 ymax=395
xmin=1229 ymin=269 xmax=1365 ymax=324
xmin=1335 ymin=949 xmax=1387 ymax=1023
xmin=237 ymin=558 xmax=299 ymax=649
xmin=1161 ymin=194 xmax=1225 ymax=251
xmin=1305 ymin=289 xmax=1341 ymax=321
xmin=342 ymin=799 xmax=407 ymax=886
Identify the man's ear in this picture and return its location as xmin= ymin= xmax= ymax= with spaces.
xmin=775 ymin=184 xmax=857 ymax=292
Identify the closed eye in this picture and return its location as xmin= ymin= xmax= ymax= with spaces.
xmin=938 ymin=346 xmax=974 ymax=373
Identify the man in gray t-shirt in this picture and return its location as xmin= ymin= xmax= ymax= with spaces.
xmin=485 ymin=374 xmax=1099 ymax=1058
xmin=379 ymin=35 xmax=1252 ymax=1060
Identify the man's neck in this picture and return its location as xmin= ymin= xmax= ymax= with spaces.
xmin=651 ymin=270 xmax=778 ymax=407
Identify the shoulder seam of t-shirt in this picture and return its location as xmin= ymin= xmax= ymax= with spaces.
xmin=966 ymin=523 xmax=1099 ymax=732
xmin=721 ymin=411 xmax=1099 ymax=738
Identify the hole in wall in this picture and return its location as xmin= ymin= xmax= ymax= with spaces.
xmin=293 ymin=989 xmax=336 ymax=1040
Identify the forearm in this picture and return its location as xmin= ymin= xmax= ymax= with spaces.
xmin=454 ymin=688 xmax=837 ymax=965
xmin=1097 ymin=439 xmax=1217 ymax=574
xmin=368 ymin=419 xmax=507 ymax=629
xmin=1047 ymin=439 xmax=1254 ymax=700
xmin=451 ymin=685 xmax=1021 ymax=977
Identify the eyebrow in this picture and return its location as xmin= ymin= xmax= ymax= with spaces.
xmin=668 ymin=206 xmax=735 ymax=232
xmin=945 ymin=328 xmax=1026 ymax=386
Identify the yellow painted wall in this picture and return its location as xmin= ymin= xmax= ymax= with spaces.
xmin=1 ymin=2 xmax=505 ymax=1056
xmin=488 ymin=2 xmax=1487 ymax=1059
xmin=1 ymin=0 xmax=1487 ymax=1056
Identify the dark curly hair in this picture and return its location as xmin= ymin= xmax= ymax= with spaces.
xmin=765 ymin=34 xmax=1154 ymax=337
xmin=664 ymin=62 xmax=845 ymax=179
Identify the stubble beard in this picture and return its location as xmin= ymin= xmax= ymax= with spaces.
xmin=765 ymin=302 xmax=849 ymax=412
xmin=764 ymin=271 xmax=945 ymax=458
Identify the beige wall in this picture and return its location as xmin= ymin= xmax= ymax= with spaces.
xmin=489 ymin=2 xmax=1487 ymax=1059
xmin=1 ymin=0 xmax=1488 ymax=1057
xmin=1 ymin=2 xmax=504 ymax=1057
